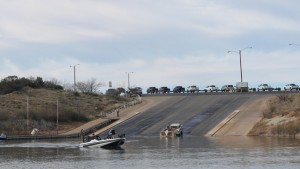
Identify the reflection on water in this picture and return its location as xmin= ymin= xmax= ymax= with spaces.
xmin=1 ymin=136 xmax=300 ymax=169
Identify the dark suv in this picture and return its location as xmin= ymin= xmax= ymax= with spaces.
xmin=106 ymin=88 xmax=119 ymax=96
xmin=147 ymin=87 xmax=158 ymax=94
xmin=159 ymin=87 xmax=170 ymax=94
xmin=116 ymin=87 xmax=126 ymax=94
xmin=173 ymin=86 xmax=185 ymax=93
xmin=128 ymin=87 xmax=142 ymax=96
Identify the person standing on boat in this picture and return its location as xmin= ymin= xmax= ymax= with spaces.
xmin=107 ymin=129 xmax=116 ymax=139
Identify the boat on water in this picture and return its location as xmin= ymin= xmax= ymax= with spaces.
xmin=0 ymin=133 xmax=7 ymax=141
xmin=160 ymin=123 xmax=183 ymax=137
xmin=79 ymin=129 xmax=125 ymax=149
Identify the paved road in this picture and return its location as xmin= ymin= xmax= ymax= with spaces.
xmin=100 ymin=93 xmax=275 ymax=138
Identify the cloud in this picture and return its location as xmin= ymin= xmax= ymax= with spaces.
xmin=1 ymin=0 xmax=300 ymax=91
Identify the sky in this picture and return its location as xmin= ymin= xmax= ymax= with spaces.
xmin=1 ymin=0 xmax=300 ymax=92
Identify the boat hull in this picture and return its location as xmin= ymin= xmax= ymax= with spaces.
xmin=79 ymin=138 xmax=125 ymax=148
xmin=0 ymin=135 xmax=7 ymax=141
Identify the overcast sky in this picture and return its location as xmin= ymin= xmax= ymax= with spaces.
xmin=1 ymin=0 xmax=300 ymax=91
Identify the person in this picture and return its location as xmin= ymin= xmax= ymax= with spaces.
xmin=107 ymin=129 xmax=116 ymax=139
xmin=117 ymin=109 xmax=120 ymax=117
xmin=96 ymin=134 xmax=101 ymax=140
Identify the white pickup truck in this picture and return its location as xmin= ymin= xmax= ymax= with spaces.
xmin=204 ymin=85 xmax=219 ymax=92
xmin=257 ymin=84 xmax=273 ymax=91
xmin=186 ymin=85 xmax=199 ymax=93
xmin=284 ymin=84 xmax=299 ymax=91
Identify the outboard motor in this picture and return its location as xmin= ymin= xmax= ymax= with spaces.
xmin=118 ymin=134 xmax=125 ymax=138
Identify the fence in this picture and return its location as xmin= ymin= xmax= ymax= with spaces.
xmin=105 ymin=96 xmax=142 ymax=118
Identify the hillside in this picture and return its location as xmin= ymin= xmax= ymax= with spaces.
xmin=0 ymin=87 xmax=132 ymax=135
xmin=249 ymin=93 xmax=300 ymax=137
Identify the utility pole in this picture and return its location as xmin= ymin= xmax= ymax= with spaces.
xmin=70 ymin=64 xmax=79 ymax=92
xmin=228 ymin=47 xmax=252 ymax=83
xmin=56 ymin=99 xmax=59 ymax=134
xmin=125 ymin=72 xmax=133 ymax=90
xmin=27 ymin=96 xmax=29 ymax=131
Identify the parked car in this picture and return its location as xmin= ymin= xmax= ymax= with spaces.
xmin=173 ymin=86 xmax=185 ymax=93
xmin=186 ymin=86 xmax=199 ymax=93
xmin=159 ymin=87 xmax=170 ymax=94
xmin=221 ymin=85 xmax=235 ymax=92
xmin=284 ymin=84 xmax=299 ymax=91
xmin=106 ymin=88 xmax=119 ymax=96
xmin=147 ymin=87 xmax=158 ymax=94
xmin=116 ymin=87 xmax=126 ymax=94
xmin=204 ymin=85 xmax=219 ymax=92
xmin=128 ymin=87 xmax=143 ymax=96
xmin=257 ymin=84 xmax=273 ymax=91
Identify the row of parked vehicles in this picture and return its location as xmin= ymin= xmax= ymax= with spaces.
xmin=147 ymin=83 xmax=300 ymax=94
xmin=147 ymin=85 xmax=234 ymax=94
xmin=105 ymin=83 xmax=299 ymax=96
xmin=256 ymin=84 xmax=300 ymax=91
xmin=106 ymin=87 xmax=143 ymax=96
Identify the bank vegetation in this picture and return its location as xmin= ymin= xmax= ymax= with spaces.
xmin=249 ymin=93 xmax=300 ymax=137
xmin=0 ymin=76 xmax=132 ymax=135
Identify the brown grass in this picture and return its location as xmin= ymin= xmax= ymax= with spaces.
xmin=0 ymin=87 xmax=132 ymax=135
xmin=250 ymin=93 xmax=300 ymax=136
xmin=263 ymin=94 xmax=300 ymax=119
xmin=248 ymin=120 xmax=269 ymax=136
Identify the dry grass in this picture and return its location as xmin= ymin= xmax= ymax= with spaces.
xmin=263 ymin=94 xmax=300 ymax=118
xmin=248 ymin=120 xmax=269 ymax=136
xmin=0 ymin=87 xmax=131 ymax=135
xmin=250 ymin=93 xmax=300 ymax=137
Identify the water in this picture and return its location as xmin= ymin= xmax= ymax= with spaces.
xmin=1 ymin=136 xmax=300 ymax=169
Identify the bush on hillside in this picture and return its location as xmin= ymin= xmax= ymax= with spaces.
xmin=263 ymin=94 xmax=300 ymax=119
xmin=0 ymin=75 xmax=63 ymax=95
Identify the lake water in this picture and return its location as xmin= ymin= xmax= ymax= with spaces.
xmin=1 ymin=136 xmax=300 ymax=169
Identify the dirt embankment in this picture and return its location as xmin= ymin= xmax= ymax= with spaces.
xmin=208 ymin=93 xmax=300 ymax=137
xmin=0 ymin=87 xmax=133 ymax=135
xmin=249 ymin=93 xmax=300 ymax=137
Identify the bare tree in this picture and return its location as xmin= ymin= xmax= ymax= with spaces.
xmin=63 ymin=82 xmax=73 ymax=92
xmin=48 ymin=78 xmax=60 ymax=86
xmin=77 ymin=78 xmax=104 ymax=94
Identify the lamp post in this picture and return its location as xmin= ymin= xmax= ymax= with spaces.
xmin=70 ymin=64 xmax=79 ymax=92
xmin=228 ymin=47 xmax=252 ymax=83
xmin=125 ymin=72 xmax=133 ymax=90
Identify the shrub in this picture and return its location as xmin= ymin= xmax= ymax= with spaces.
xmin=277 ymin=94 xmax=292 ymax=102
xmin=271 ymin=120 xmax=300 ymax=137
xmin=0 ymin=112 xmax=9 ymax=121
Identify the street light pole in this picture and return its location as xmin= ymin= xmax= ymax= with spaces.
xmin=125 ymin=72 xmax=133 ymax=90
xmin=56 ymin=99 xmax=59 ymax=134
xmin=239 ymin=50 xmax=243 ymax=82
xmin=228 ymin=47 xmax=252 ymax=83
xmin=70 ymin=64 xmax=79 ymax=92
xmin=26 ymin=96 xmax=29 ymax=131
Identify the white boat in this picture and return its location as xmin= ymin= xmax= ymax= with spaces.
xmin=79 ymin=137 xmax=125 ymax=148
xmin=79 ymin=129 xmax=125 ymax=149
xmin=160 ymin=123 xmax=183 ymax=137
xmin=0 ymin=133 xmax=7 ymax=141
